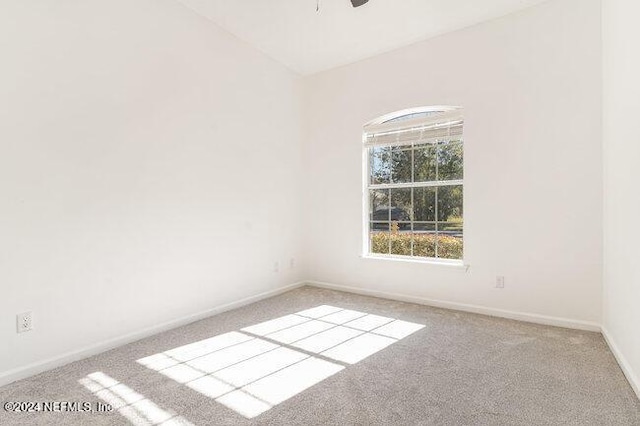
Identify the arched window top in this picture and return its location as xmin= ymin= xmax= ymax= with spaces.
xmin=364 ymin=106 xmax=462 ymax=130
xmin=383 ymin=111 xmax=442 ymax=124
xmin=364 ymin=106 xmax=463 ymax=147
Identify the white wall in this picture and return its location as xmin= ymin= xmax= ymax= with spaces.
xmin=302 ymin=0 xmax=603 ymax=325
xmin=0 ymin=0 xmax=303 ymax=381
xmin=602 ymin=0 xmax=640 ymax=397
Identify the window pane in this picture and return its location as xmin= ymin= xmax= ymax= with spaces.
xmin=390 ymin=230 xmax=412 ymax=256
xmin=413 ymin=187 xmax=436 ymax=222
xmin=437 ymin=231 xmax=463 ymax=260
xmin=370 ymin=229 xmax=390 ymax=254
xmin=390 ymin=188 xmax=412 ymax=223
xmin=437 ymin=186 xmax=463 ymax=222
xmin=390 ymin=147 xmax=412 ymax=183
xmin=371 ymin=222 xmax=390 ymax=231
xmin=436 ymin=185 xmax=463 ymax=260
xmin=370 ymin=189 xmax=389 ymax=221
xmin=437 ymin=142 xmax=463 ymax=181
xmin=438 ymin=218 xmax=463 ymax=235
xmin=413 ymin=145 xmax=437 ymax=182
xmin=412 ymin=224 xmax=436 ymax=258
xmin=413 ymin=222 xmax=436 ymax=232
xmin=370 ymin=147 xmax=391 ymax=184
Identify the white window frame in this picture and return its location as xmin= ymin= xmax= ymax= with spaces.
xmin=361 ymin=106 xmax=464 ymax=265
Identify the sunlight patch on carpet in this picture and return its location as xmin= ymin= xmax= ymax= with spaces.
xmin=135 ymin=305 xmax=425 ymax=419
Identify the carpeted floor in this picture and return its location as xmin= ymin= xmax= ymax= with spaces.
xmin=1 ymin=286 xmax=639 ymax=425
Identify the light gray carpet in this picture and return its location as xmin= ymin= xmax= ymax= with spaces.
xmin=1 ymin=286 xmax=639 ymax=425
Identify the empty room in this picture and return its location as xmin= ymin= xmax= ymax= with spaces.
xmin=1 ymin=0 xmax=639 ymax=424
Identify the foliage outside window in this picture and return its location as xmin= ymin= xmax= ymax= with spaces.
xmin=364 ymin=108 xmax=464 ymax=261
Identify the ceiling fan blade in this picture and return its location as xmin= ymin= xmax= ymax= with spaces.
xmin=350 ymin=0 xmax=370 ymax=7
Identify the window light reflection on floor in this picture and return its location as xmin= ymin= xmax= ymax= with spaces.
xmin=136 ymin=305 xmax=425 ymax=419
xmin=79 ymin=371 xmax=193 ymax=426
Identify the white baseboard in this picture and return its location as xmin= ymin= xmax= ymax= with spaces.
xmin=602 ymin=327 xmax=640 ymax=401
xmin=305 ymin=280 xmax=602 ymax=332
xmin=0 ymin=281 xmax=305 ymax=388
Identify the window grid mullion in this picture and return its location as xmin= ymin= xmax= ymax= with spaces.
xmin=367 ymin=180 xmax=463 ymax=191
xmin=410 ymin=147 xmax=415 ymax=257
xmin=387 ymin=188 xmax=391 ymax=255
xmin=435 ymin=142 xmax=440 ymax=259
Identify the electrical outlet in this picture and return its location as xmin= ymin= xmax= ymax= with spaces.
xmin=289 ymin=258 xmax=295 ymax=269
xmin=17 ymin=312 xmax=33 ymax=333
xmin=496 ymin=276 xmax=505 ymax=289
xmin=273 ymin=261 xmax=280 ymax=273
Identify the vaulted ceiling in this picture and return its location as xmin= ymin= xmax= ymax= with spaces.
xmin=176 ymin=0 xmax=550 ymax=75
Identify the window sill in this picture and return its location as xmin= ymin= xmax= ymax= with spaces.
xmin=360 ymin=254 xmax=469 ymax=271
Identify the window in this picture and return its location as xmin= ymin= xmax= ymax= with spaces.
xmin=363 ymin=107 xmax=464 ymax=262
